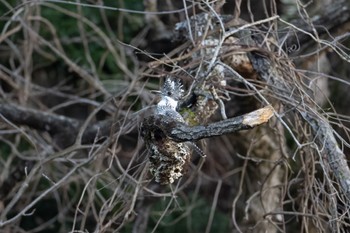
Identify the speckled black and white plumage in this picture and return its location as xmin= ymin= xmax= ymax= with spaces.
xmin=141 ymin=78 xmax=191 ymax=184
xmin=148 ymin=133 xmax=190 ymax=184
xmin=156 ymin=96 xmax=184 ymax=123
xmin=160 ymin=78 xmax=184 ymax=101
xmin=156 ymin=78 xmax=185 ymax=122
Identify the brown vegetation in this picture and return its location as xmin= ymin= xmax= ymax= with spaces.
xmin=1 ymin=0 xmax=350 ymax=232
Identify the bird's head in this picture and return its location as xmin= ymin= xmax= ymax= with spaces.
xmin=160 ymin=78 xmax=184 ymax=101
xmin=153 ymin=78 xmax=184 ymax=110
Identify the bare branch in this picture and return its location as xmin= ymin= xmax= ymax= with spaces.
xmin=0 ymin=103 xmax=80 ymax=133
xmin=282 ymin=0 xmax=350 ymax=55
xmin=142 ymin=106 xmax=274 ymax=142
xmin=249 ymin=45 xmax=350 ymax=201
xmin=302 ymin=112 xmax=350 ymax=199
xmin=0 ymin=103 xmax=114 ymax=146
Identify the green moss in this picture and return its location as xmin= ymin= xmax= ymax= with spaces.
xmin=180 ymin=108 xmax=199 ymax=126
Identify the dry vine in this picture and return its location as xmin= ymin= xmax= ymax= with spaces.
xmin=0 ymin=0 xmax=350 ymax=233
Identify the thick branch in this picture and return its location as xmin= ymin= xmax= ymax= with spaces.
xmin=302 ymin=112 xmax=350 ymax=197
xmin=249 ymin=46 xmax=350 ymax=201
xmin=283 ymin=0 xmax=350 ymax=54
xmin=0 ymin=103 xmax=80 ymax=133
xmin=142 ymin=106 xmax=274 ymax=142
xmin=0 ymin=103 xmax=115 ymax=145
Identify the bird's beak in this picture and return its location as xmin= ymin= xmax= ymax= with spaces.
xmin=150 ymin=90 xmax=162 ymax=103
xmin=151 ymin=90 xmax=162 ymax=95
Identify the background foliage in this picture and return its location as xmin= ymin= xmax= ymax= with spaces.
xmin=1 ymin=0 xmax=350 ymax=232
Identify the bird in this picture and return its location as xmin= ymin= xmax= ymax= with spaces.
xmin=142 ymin=77 xmax=206 ymax=184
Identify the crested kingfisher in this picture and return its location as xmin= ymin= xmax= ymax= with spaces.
xmin=141 ymin=77 xmax=191 ymax=184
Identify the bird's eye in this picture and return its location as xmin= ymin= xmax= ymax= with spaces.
xmin=167 ymin=91 xmax=172 ymax=96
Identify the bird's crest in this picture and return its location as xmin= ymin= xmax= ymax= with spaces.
xmin=161 ymin=78 xmax=184 ymax=100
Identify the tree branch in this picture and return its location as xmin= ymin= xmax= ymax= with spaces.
xmin=283 ymin=0 xmax=350 ymax=55
xmin=0 ymin=103 xmax=80 ymax=134
xmin=142 ymin=106 xmax=274 ymax=142
xmin=0 ymin=103 xmax=114 ymax=146
xmin=301 ymin=112 xmax=350 ymax=198
xmin=249 ymin=45 xmax=350 ymax=201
